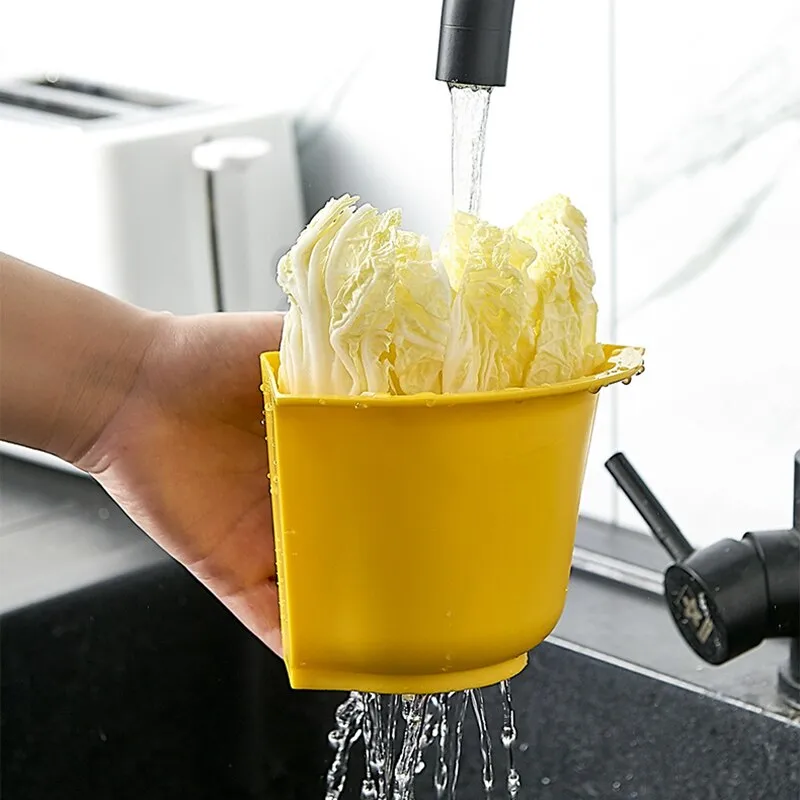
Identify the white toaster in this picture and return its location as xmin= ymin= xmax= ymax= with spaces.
xmin=0 ymin=75 xmax=305 ymax=473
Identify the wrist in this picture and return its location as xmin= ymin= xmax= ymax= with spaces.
xmin=55 ymin=306 xmax=169 ymax=467
xmin=0 ymin=254 xmax=169 ymax=466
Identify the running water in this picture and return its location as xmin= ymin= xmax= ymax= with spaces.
xmin=326 ymin=693 xmax=365 ymax=800
xmin=499 ymin=681 xmax=520 ymax=799
xmin=469 ymin=690 xmax=494 ymax=796
xmin=394 ymin=695 xmax=429 ymax=799
xmin=323 ymin=79 xmax=521 ymax=800
xmin=325 ymin=681 xmax=519 ymax=800
xmin=441 ymin=691 xmax=468 ymax=800
xmin=449 ymin=83 xmax=492 ymax=216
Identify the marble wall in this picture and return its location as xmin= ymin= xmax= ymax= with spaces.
xmin=614 ymin=0 xmax=800 ymax=542
xmin=1 ymin=1 xmax=797 ymax=545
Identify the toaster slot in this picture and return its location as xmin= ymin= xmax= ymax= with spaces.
xmin=0 ymin=89 xmax=114 ymax=121
xmin=28 ymin=77 xmax=186 ymax=109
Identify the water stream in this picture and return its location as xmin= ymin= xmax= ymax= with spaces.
xmin=324 ymin=80 xmax=520 ymax=800
xmin=325 ymin=681 xmax=518 ymax=799
xmin=449 ymin=83 xmax=493 ymax=216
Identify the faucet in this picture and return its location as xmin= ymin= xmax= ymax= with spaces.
xmin=606 ymin=450 xmax=800 ymax=709
xmin=436 ymin=0 xmax=516 ymax=87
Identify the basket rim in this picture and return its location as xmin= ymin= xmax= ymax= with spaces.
xmin=261 ymin=344 xmax=645 ymax=408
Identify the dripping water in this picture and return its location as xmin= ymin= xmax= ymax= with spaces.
xmin=500 ymin=680 xmax=520 ymax=799
xmin=326 ymin=692 xmax=364 ymax=800
xmin=326 ymin=683 xmax=521 ymax=799
xmin=469 ymin=689 xmax=494 ymax=796
xmin=443 ymin=691 xmax=469 ymax=800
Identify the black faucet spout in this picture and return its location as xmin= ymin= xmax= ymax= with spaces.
xmin=436 ymin=0 xmax=516 ymax=87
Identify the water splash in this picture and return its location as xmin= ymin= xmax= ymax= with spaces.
xmin=450 ymin=83 xmax=492 ymax=216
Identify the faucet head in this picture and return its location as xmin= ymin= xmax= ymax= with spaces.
xmin=436 ymin=0 xmax=516 ymax=87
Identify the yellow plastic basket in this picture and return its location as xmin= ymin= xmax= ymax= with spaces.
xmin=260 ymin=344 xmax=644 ymax=694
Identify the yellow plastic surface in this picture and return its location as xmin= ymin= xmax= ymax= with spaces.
xmin=260 ymin=345 xmax=644 ymax=694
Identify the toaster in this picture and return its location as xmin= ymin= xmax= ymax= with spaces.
xmin=0 ymin=75 xmax=305 ymax=473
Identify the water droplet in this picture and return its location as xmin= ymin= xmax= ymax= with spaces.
xmin=612 ymin=780 xmax=622 ymax=791
xmin=507 ymin=768 xmax=521 ymax=798
xmin=328 ymin=730 xmax=345 ymax=748
xmin=501 ymin=727 xmax=517 ymax=748
xmin=541 ymin=776 xmax=551 ymax=786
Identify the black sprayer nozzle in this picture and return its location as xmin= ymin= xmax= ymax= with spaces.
xmin=436 ymin=0 xmax=516 ymax=87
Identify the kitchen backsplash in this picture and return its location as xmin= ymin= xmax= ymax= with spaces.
xmin=1 ymin=0 xmax=797 ymax=546
xmin=613 ymin=0 xmax=800 ymax=544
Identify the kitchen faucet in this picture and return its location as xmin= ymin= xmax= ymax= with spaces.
xmin=607 ymin=450 xmax=800 ymax=709
xmin=436 ymin=0 xmax=516 ymax=87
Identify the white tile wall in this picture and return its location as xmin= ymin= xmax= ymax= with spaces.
xmin=614 ymin=0 xmax=800 ymax=544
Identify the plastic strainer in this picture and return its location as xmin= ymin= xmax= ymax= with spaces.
xmin=260 ymin=344 xmax=644 ymax=694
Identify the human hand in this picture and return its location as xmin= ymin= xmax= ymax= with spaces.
xmin=76 ymin=312 xmax=284 ymax=655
